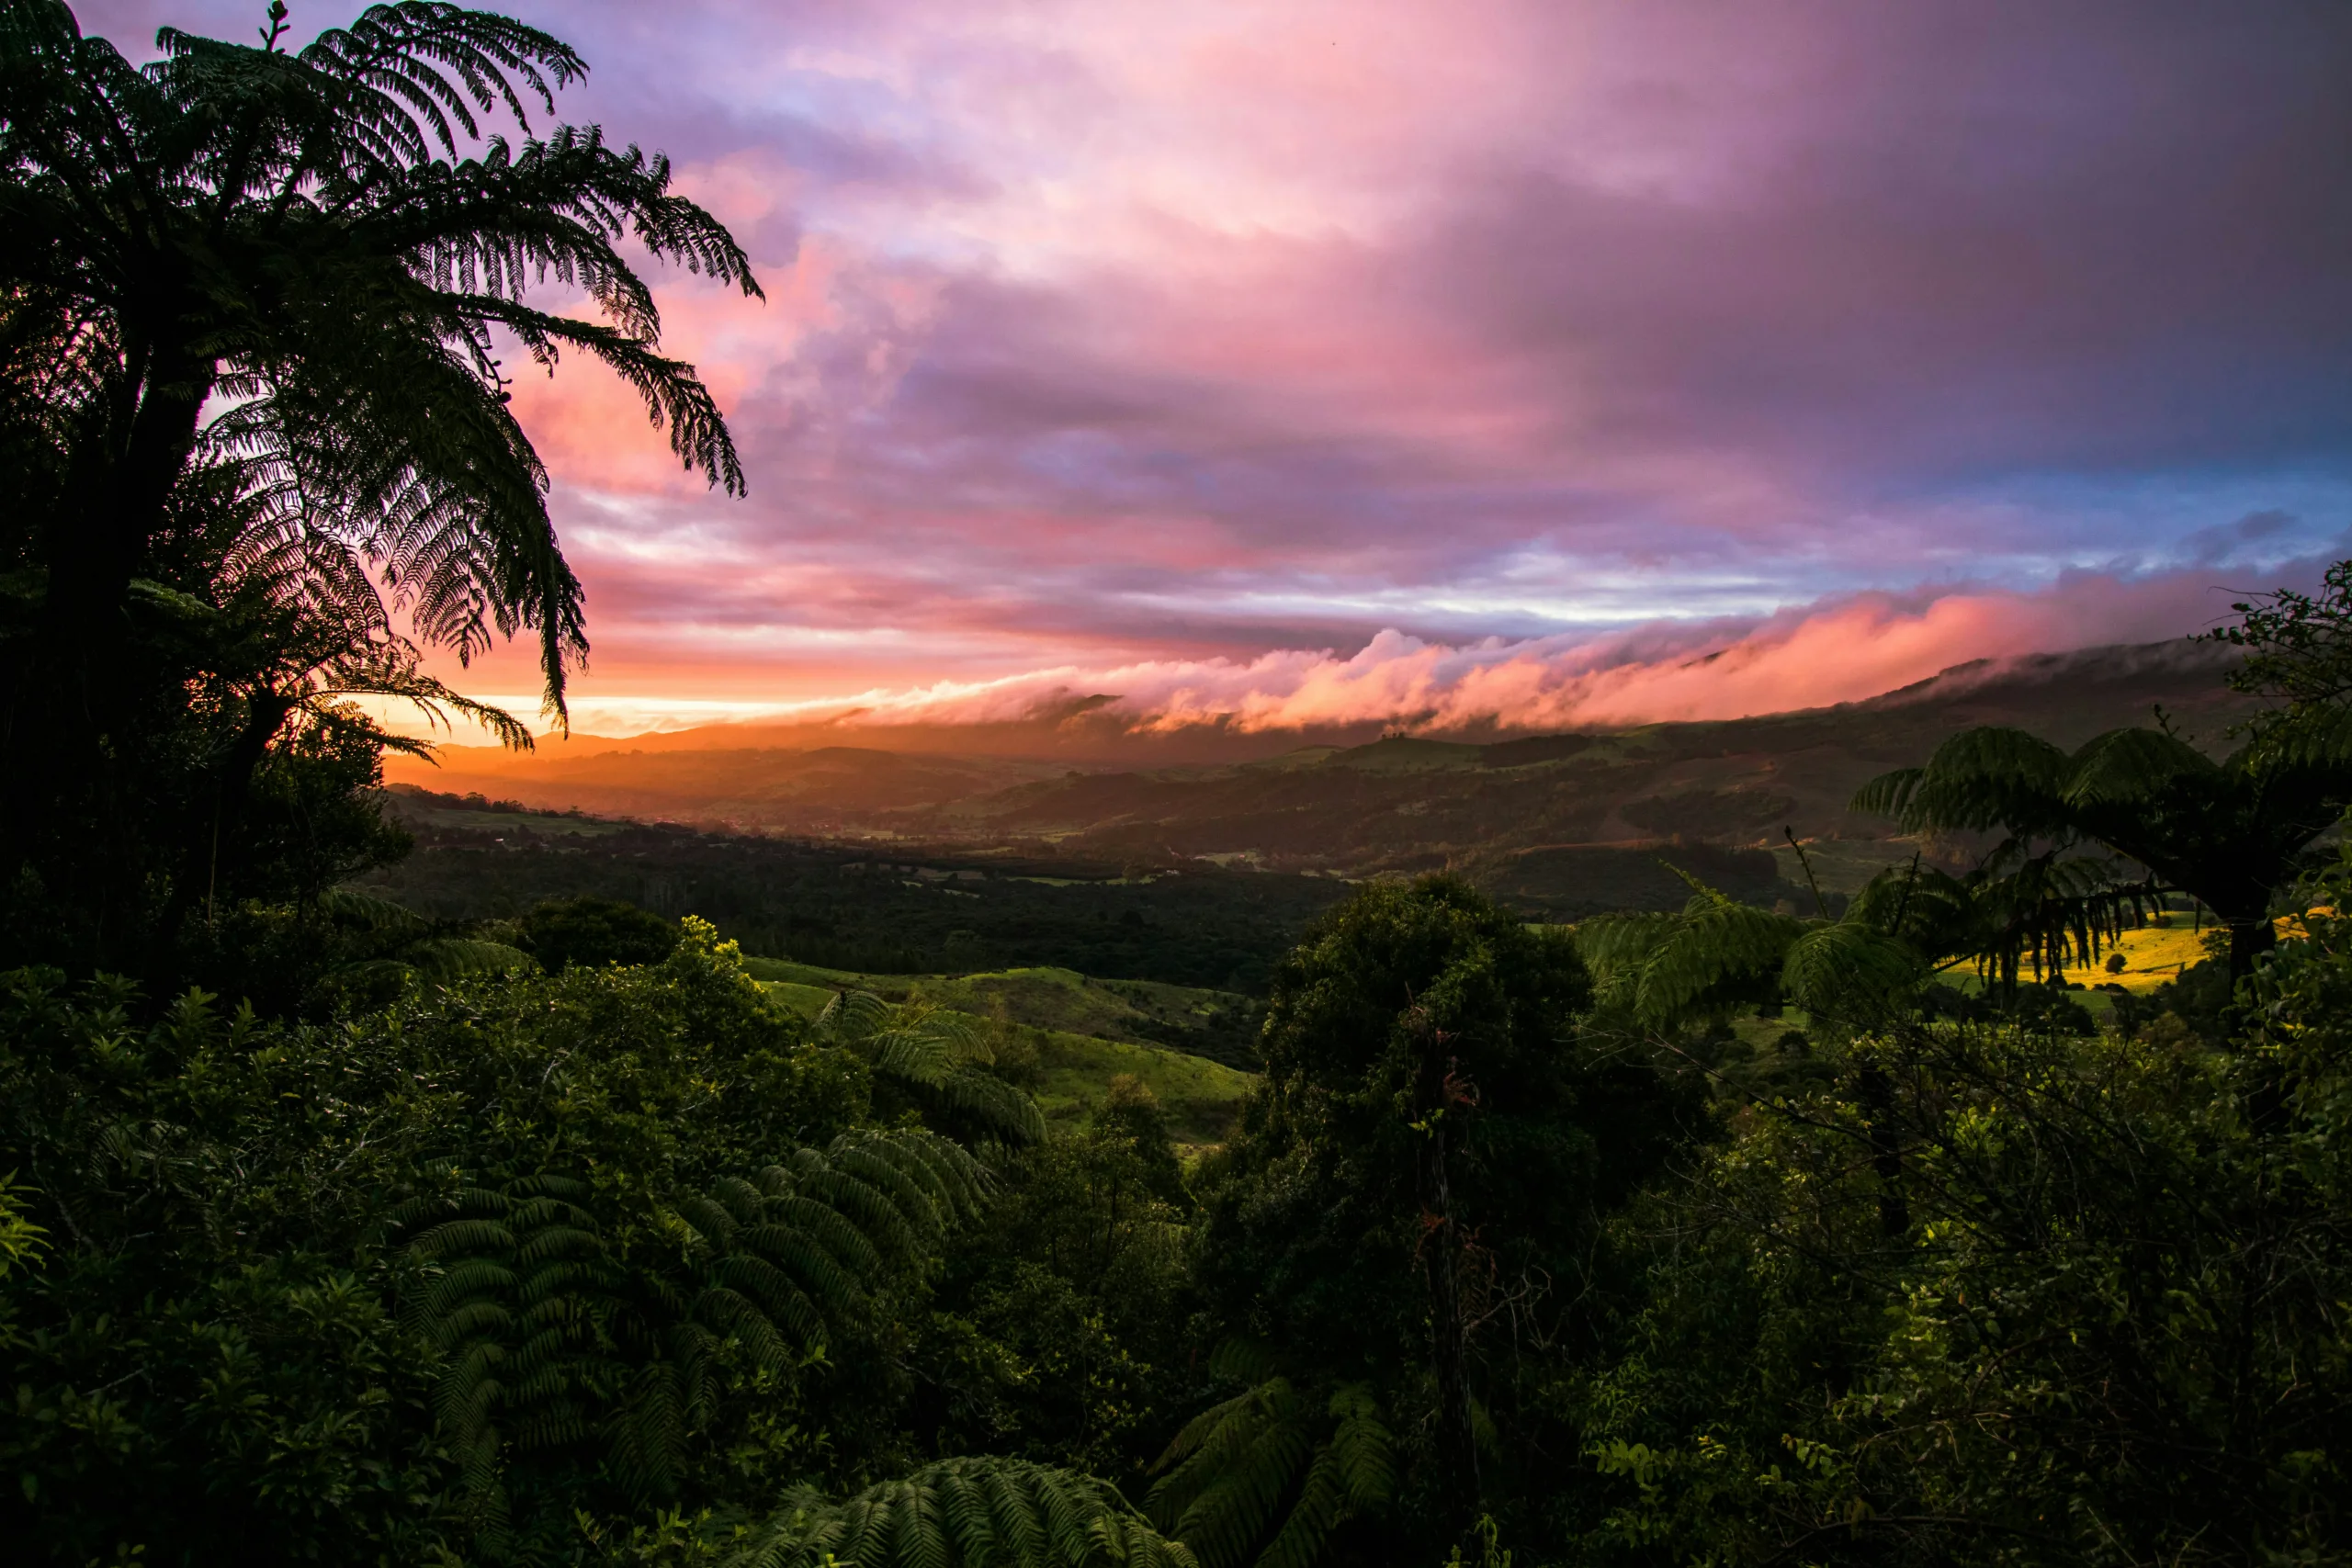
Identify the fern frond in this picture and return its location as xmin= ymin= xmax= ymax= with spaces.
xmin=1781 ymin=919 xmax=1924 ymax=1021
xmin=1632 ymin=894 xmax=1803 ymax=1027
xmin=813 ymin=988 xmax=893 ymax=1043
xmin=726 ymin=1459 xmax=1193 ymax=1568
xmin=316 ymin=886 xmax=433 ymax=933
xmin=1855 ymin=727 xmax=2073 ymax=835
xmin=404 ymin=936 xmax=536 ymax=979
xmin=1207 ymin=1339 xmax=1281 ymax=1387
xmin=401 ymin=1137 xmax=989 ymax=1517
xmin=1847 ymin=766 xmax=1924 ymax=820
xmin=1171 ymin=1410 xmax=1316 ymax=1568
xmin=2064 ymin=727 xmax=2220 ymax=806
xmin=1323 ymin=1384 xmax=1395 ymax=1512
xmin=605 ymin=1359 xmax=686 ymax=1502
xmin=933 ymin=1066 xmax=1049 ymax=1145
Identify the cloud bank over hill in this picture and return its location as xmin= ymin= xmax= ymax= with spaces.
xmin=824 ymin=567 xmax=2255 ymax=735
xmin=408 ymin=561 xmax=2277 ymax=747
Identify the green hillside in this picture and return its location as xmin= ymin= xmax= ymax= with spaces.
xmin=911 ymin=642 xmax=2251 ymax=892
xmin=376 ymin=641 xmax=2251 ymax=927
xmin=743 ymin=956 xmax=1259 ymax=1147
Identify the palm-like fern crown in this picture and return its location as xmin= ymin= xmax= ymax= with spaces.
xmin=1571 ymin=837 xmax=2175 ymax=1032
xmin=134 ymin=471 xmax=538 ymax=751
xmin=1853 ymin=718 xmax=2352 ymax=942
xmin=0 ymin=0 xmax=763 ymax=716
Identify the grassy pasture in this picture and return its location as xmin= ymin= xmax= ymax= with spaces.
xmin=746 ymin=956 xmax=1260 ymax=1148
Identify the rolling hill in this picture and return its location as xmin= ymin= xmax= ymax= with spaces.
xmin=381 ymin=639 xmax=2249 ymax=917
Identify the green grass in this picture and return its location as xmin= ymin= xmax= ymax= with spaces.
xmin=741 ymin=957 xmax=1251 ymax=1041
xmin=747 ymin=956 xmax=1260 ymax=1148
xmin=1029 ymin=1030 xmax=1254 ymax=1148
xmin=2054 ymin=921 xmax=2217 ymax=991
xmin=742 ymin=955 xmax=925 ymax=1000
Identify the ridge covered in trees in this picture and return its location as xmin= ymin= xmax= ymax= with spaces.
xmin=6 ymin=6 xmax=2352 ymax=1566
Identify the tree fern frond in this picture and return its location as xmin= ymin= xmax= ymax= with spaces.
xmin=1150 ymin=1380 xmax=1301 ymax=1529
xmin=403 ymin=936 xmax=535 ymax=979
xmin=1781 ymin=919 xmax=1924 ymax=1023
xmin=2064 ymin=726 xmax=2219 ymax=806
xmin=673 ymin=1192 xmax=739 ymax=1251
xmin=315 ymin=885 xmax=433 ymax=934
xmin=724 ymin=1460 xmax=1193 ymax=1568
xmin=605 ymin=1359 xmax=686 ymax=1502
xmin=1857 ymin=728 xmax=2074 ymax=835
xmin=1207 ymin=1339 xmax=1281 ymax=1387
xmin=692 ymin=1283 xmax=794 ymax=1374
xmin=752 ymin=1195 xmax=888 ymax=1279
xmin=933 ymin=1066 xmax=1048 ymax=1145
xmin=1155 ymin=1386 xmax=1268 ymax=1487
xmin=410 ymin=1220 xmax=518 ymax=1260
xmin=871 ymin=1032 xmax=957 ymax=1088
xmin=1571 ymin=909 xmax=1681 ymax=999
xmin=1322 ymin=1384 xmax=1395 ymax=1513
xmin=1171 ymin=1411 xmax=1317 ymax=1568
xmin=1250 ymin=1444 xmax=1346 ymax=1568
xmin=512 ymin=1224 xmax=601 ymax=1269
xmin=399 ymin=1135 xmax=989 ymax=1516
xmin=813 ymin=987 xmax=893 ymax=1043
xmin=1632 ymin=894 xmax=1803 ymax=1027
xmin=1847 ymin=766 xmax=1925 ymax=819
xmin=740 ymin=1220 xmax=873 ymax=1328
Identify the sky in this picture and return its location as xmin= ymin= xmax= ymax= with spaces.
xmin=91 ymin=0 xmax=2352 ymax=739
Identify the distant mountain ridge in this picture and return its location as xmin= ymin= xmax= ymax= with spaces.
xmin=387 ymin=639 xmax=2252 ymax=908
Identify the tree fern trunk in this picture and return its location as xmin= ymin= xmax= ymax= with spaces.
xmin=1410 ymin=1010 xmax=1480 ymax=1511
xmin=1421 ymin=1121 xmax=1478 ymax=1506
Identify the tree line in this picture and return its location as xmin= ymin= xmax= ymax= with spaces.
xmin=6 ymin=5 xmax=2352 ymax=1565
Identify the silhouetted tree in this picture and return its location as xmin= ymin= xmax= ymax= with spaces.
xmin=0 ymin=0 xmax=761 ymax=973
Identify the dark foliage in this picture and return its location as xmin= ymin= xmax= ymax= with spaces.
xmin=1193 ymin=875 xmax=1696 ymax=1563
xmin=516 ymin=894 xmax=681 ymax=971
xmin=1577 ymin=903 xmax=2352 ymax=1566
xmin=362 ymin=797 xmax=1351 ymax=993
xmin=1855 ymin=717 xmax=2352 ymax=976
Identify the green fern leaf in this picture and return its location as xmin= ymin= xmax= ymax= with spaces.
xmin=724 ymin=1459 xmax=1194 ymax=1568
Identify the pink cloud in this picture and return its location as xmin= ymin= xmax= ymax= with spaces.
xmin=412 ymin=562 xmax=2274 ymax=743
xmin=820 ymin=566 xmax=2246 ymax=734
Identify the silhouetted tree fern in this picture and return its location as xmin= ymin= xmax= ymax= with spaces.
xmin=1577 ymin=868 xmax=1932 ymax=1034
xmin=1854 ymin=717 xmax=2352 ymax=977
xmin=2 ymin=0 xmax=762 ymax=970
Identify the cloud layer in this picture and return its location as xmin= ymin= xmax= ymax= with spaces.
xmin=85 ymin=0 xmax=2352 ymax=728
xmin=420 ymin=561 xmax=2298 ymax=743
